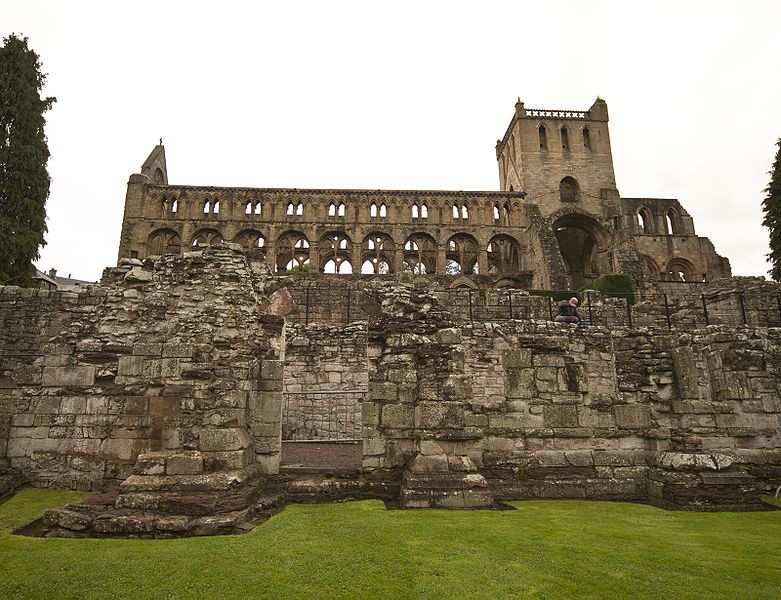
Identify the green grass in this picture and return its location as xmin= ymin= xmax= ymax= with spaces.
xmin=1 ymin=489 xmax=780 ymax=599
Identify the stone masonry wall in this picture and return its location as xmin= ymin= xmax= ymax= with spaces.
xmin=362 ymin=284 xmax=781 ymax=509
xmin=283 ymin=323 xmax=367 ymax=439
xmin=0 ymin=246 xmax=285 ymax=490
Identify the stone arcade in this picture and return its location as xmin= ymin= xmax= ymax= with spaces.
xmin=0 ymin=99 xmax=779 ymax=537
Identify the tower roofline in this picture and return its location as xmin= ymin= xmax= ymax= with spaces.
xmin=495 ymin=98 xmax=608 ymax=159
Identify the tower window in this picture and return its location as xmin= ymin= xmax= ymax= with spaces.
xmin=559 ymin=177 xmax=579 ymax=203
xmin=538 ymin=125 xmax=547 ymax=151
xmin=583 ymin=126 xmax=592 ymax=151
xmin=561 ymin=126 xmax=570 ymax=152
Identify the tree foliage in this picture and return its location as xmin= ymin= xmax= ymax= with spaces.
xmin=0 ymin=34 xmax=55 ymax=286
xmin=762 ymin=139 xmax=781 ymax=281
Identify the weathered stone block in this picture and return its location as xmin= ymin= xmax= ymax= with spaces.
xmin=544 ymin=405 xmax=578 ymax=428
xmin=117 ymin=356 xmax=144 ymax=377
xmin=382 ymin=404 xmax=414 ymax=429
xmin=167 ymin=452 xmax=204 ymax=475
xmin=502 ymin=348 xmax=532 ymax=369
xmin=261 ymin=360 xmax=283 ymax=382
xmin=614 ymin=405 xmax=651 ymax=429
xmin=199 ymin=427 xmax=251 ymax=452
xmin=41 ymin=366 xmax=96 ymax=387
xmin=416 ymin=402 xmax=464 ymax=429
xmin=362 ymin=402 xmax=380 ymax=426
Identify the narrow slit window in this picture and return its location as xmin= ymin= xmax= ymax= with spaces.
xmin=583 ymin=126 xmax=592 ymax=151
xmin=538 ymin=125 xmax=547 ymax=150
xmin=561 ymin=126 xmax=570 ymax=152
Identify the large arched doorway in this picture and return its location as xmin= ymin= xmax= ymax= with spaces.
xmin=552 ymin=212 xmax=607 ymax=289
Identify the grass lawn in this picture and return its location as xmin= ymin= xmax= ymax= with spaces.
xmin=1 ymin=489 xmax=780 ymax=599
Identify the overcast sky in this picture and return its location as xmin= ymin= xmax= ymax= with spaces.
xmin=4 ymin=0 xmax=781 ymax=281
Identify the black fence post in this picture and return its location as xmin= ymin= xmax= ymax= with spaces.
xmin=548 ymin=296 xmax=553 ymax=321
xmin=701 ymin=294 xmax=709 ymax=326
xmin=305 ymin=287 xmax=310 ymax=325
xmin=738 ymin=292 xmax=747 ymax=325
xmin=587 ymin=291 xmax=593 ymax=326
xmin=626 ymin=295 xmax=633 ymax=328
xmin=346 ymin=289 xmax=351 ymax=324
xmin=664 ymin=293 xmax=672 ymax=329
xmin=468 ymin=290 xmax=473 ymax=322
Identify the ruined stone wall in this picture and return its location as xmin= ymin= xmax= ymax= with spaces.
xmin=0 ymin=246 xmax=285 ymax=490
xmin=362 ymin=284 xmax=781 ymax=509
xmin=282 ymin=323 xmax=367 ymax=440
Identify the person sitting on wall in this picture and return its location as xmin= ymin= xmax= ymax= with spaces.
xmin=554 ymin=297 xmax=580 ymax=324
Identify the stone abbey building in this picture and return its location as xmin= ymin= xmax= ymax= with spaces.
xmin=118 ymin=98 xmax=730 ymax=289
xmin=2 ymin=98 xmax=778 ymax=538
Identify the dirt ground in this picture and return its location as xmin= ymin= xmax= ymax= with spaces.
xmin=280 ymin=441 xmax=362 ymax=470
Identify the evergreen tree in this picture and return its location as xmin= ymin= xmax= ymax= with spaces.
xmin=0 ymin=34 xmax=55 ymax=286
xmin=762 ymin=139 xmax=781 ymax=281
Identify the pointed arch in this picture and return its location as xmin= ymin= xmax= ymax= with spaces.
xmin=446 ymin=233 xmax=479 ymax=275
xmin=361 ymin=232 xmax=395 ymax=274
xmin=487 ymin=234 xmax=522 ymax=275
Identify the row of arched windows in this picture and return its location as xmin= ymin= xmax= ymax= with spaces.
xmin=538 ymin=124 xmax=592 ymax=153
xmin=156 ymin=195 xmax=518 ymax=225
xmin=146 ymin=228 xmax=524 ymax=276
xmin=637 ymin=207 xmax=682 ymax=235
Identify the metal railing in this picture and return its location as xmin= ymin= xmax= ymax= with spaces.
xmin=282 ymin=390 xmax=365 ymax=441
xmin=285 ymin=285 xmax=781 ymax=330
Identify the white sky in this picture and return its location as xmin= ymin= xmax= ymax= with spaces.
xmin=4 ymin=0 xmax=781 ymax=281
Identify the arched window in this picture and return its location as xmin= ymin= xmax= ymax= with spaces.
xmin=147 ymin=228 xmax=181 ymax=256
xmin=337 ymin=202 xmax=345 ymax=217
xmin=380 ymin=203 xmax=387 ymax=218
xmin=170 ymin=198 xmax=177 ymax=214
xmin=296 ymin=202 xmax=303 ymax=216
xmin=638 ymin=208 xmax=652 ymax=234
xmin=666 ymin=209 xmax=679 ymax=234
xmin=234 ymin=229 xmax=266 ymax=250
xmin=583 ymin=126 xmax=592 ymax=151
xmin=420 ymin=203 xmax=428 ymax=219
xmin=446 ymin=233 xmax=478 ymax=275
xmin=212 ymin=200 xmax=220 ymax=214
xmin=461 ymin=205 xmax=468 ymax=220
xmin=561 ymin=126 xmax=570 ymax=152
xmin=538 ymin=125 xmax=548 ymax=151
xmin=486 ymin=234 xmax=521 ymax=275
xmin=328 ymin=202 xmax=336 ymax=216
xmin=254 ymin=202 xmax=261 ymax=215
xmin=412 ymin=204 xmax=419 ymax=219
xmin=191 ymin=228 xmax=223 ymax=247
xmin=245 ymin=202 xmax=252 ymax=215
xmin=287 ymin=202 xmax=295 ymax=216
xmin=154 ymin=168 xmax=164 ymax=183
xmin=493 ymin=204 xmax=500 ymax=221
xmin=559 ymin=177 xmax=579 ymax=203
xmin=276 ymin=231 xmax=310 ymax=271
xmin=403 ymin=233 xmax=436 ymax=274
xmin=203 ymin=200 xmax=210 ymax=214
xmin=453 ymin=205 xmax=459 ymax=220
xmin=370 ymin=203 xmax=378 ymax=217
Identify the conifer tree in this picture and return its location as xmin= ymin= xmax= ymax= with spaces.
xmin=762 ymin=139 xmax=781 ymax=281
xmin=0 ymin=34 xmax=55 ymax=286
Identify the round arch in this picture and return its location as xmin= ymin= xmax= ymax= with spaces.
xmin=551 ymin=210 xmax=609 ymax=288
xmin=666 ymin=257 xmax=697 ymax=281
xmin=147 ymin=228 xmax=181 ymax=256
xmin=191 ymin=228 xmax=223 ymax=247
xmin=319 ymin=231 xmax=352 ymax=274
xmin=276 ymin=230 xmax=310 ymax=271
xmin=361 ymin=232 xmax=395 ymax=274
xmin=403 ymin=232 xmax=437 ymax=274
xmin=487 ymin=234 xmax=522 ymax=275
xmin=234 ymin=229 xmax=266 ymax=250
xmin=445 ymin=233 xmax=479 ymax=275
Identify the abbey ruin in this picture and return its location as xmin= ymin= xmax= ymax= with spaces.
xmin=1 ymin=98 xmax=779 ymax=537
